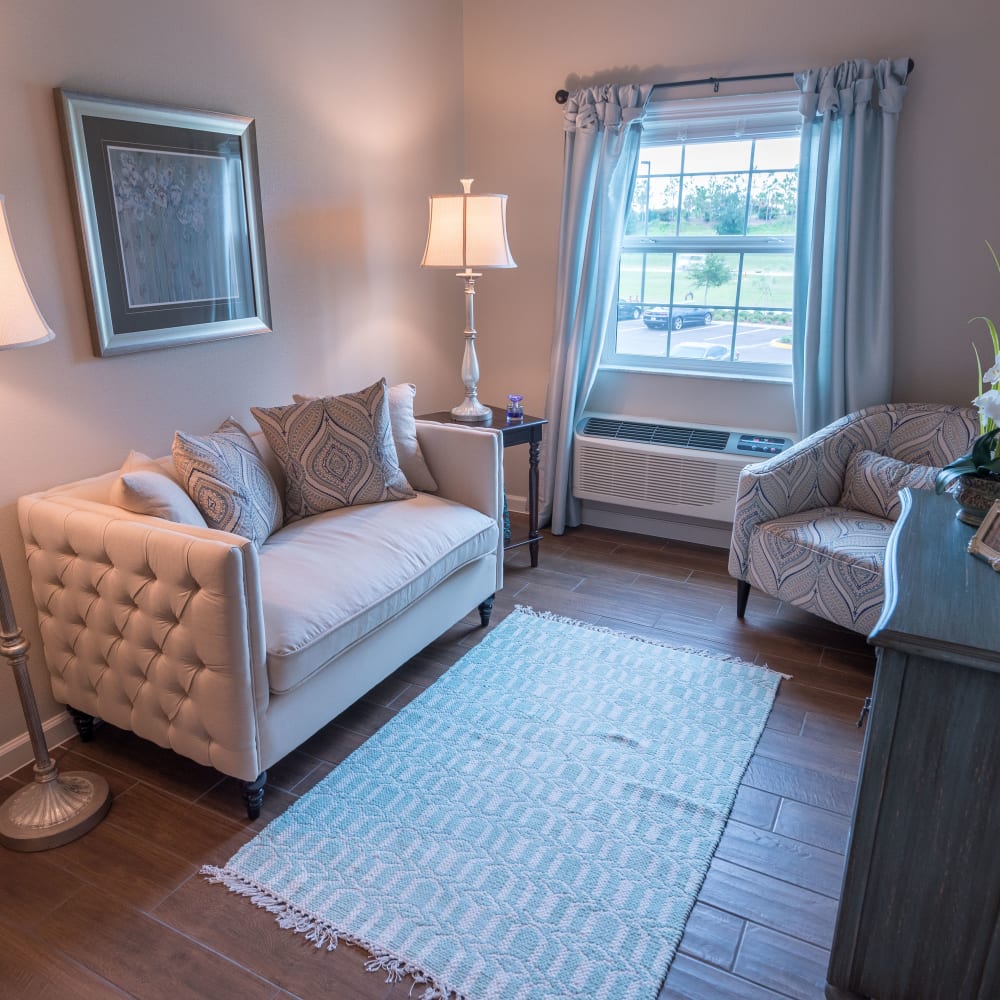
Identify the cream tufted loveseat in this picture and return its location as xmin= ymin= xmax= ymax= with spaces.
xmin=18 ymin=421 xmax=503 ymax=818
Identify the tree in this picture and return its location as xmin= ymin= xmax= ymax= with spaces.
xmin=752 ymin=171 xmax=798 ymax=222
xmin=687 ymin=253 xmax=732 ymax=303
xmin=707 ymin=177 xmax=745 ymax=235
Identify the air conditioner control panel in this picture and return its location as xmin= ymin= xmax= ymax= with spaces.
xmin=736 ymin=433 xmax=792 ymax=456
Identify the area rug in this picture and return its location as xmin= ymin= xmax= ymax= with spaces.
xmin=203 ymin=607 xmax=780 ymax=1000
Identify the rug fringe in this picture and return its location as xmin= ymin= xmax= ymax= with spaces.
xmin=201 ymin=865 xmax=466 ymax=1000
xmin=511 ymin=605 xmax=792 ymax=679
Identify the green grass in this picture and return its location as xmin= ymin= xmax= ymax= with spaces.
xmin=618 ymin=262 xmax=794 ymax=310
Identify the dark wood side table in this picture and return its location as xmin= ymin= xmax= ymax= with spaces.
xmin=416 ymin=405 xmax=546 ymax=567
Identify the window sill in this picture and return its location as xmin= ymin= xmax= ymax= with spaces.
xmin=599 ymin=363 xmax=793 ymax=386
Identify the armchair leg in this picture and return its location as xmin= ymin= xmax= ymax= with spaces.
xmin=736 ymin=580 xmax=751 ymax=619
xmin=478 ymin=595 xmax=495 ymax=627
xmin=242 ymin=771 xmax=267 ymax=821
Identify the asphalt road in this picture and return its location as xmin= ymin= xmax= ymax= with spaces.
xmin=614 ymin=318 xmax=792 ymax=364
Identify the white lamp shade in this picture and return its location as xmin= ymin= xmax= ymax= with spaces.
xmin=0 ymin=195 xmax=55 ymax=350
xmin=421 ymin=180 xmax=516 ymax=270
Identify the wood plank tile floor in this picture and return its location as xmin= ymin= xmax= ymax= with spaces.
xmin=0 ymin=519 xmax=873 ymax=1000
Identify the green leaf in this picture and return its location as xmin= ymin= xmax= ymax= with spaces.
xmin=936 ymin=428 xmax=1000 ymax=492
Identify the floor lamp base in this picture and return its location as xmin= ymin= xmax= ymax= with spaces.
xmin=0 ymin=770 xmax=111 ymax=852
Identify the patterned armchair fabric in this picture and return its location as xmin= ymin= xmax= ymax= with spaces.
xmin=728 ymin=403 xmax=977 ymax=633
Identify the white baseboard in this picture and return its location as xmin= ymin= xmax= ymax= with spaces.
xmin=505 ymin=493 xmax=528 ymax=514
xmin=581 ymin=502 xmax=733 ymax=549
xmin=0 ymin=711 xmax=77 ymax=780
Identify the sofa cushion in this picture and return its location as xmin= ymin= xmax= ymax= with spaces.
xmin=259 ymin=493 xmax=497 ymax=693
xmin=839 ymin=449 xmax=938 ymax=521
xmin=172 ymin=419 xmax=283 ymax=548
xmin=253 ymin=378 xmax=415 ymax=523
xmin=746 ymin=507 xmax=893 ymax=633
xmin=110 ymin=451 xmax=207 ymax=527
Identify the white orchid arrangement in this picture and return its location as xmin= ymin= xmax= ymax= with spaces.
xmin=936 ymin=242 xmax=1000 ymax=491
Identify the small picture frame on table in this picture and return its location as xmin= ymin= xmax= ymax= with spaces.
xmin=57 ymin=89 xmax=270 ymax=357
xmin=968 ymin=499 xmax=1000 ymax=571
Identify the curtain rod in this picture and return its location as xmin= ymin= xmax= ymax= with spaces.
xmin=553 ymin=60 xmax=915 ymax=105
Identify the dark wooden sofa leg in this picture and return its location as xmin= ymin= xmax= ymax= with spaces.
xmin=736 ymin=579 xmax=751 ymax=619
xmin=68 ymin=707 xmax=98 ymax=742
xmin=242 ymin=771 xmax=267 ymax=820
xmin=478 ymin=595 xmax=495 ymax=627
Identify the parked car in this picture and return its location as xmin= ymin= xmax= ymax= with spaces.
xmin=643 ymin=303 xmax=713 ymax=331
xmin=617 ymin=299 xmax=642 ymax=321
xmin=669 ymin=341 xmax=731 ymax=361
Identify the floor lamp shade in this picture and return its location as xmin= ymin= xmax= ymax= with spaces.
xmin=0 ymin=194 xmax=110 ymax=851
xmin=0 ymin=195 xmax=55 ymax=349
xmin=420 ymin=179 xmax=515 ymax=422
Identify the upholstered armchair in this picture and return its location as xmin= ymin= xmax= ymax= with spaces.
xmin=728 ymin=403 xmax=977 ymax=634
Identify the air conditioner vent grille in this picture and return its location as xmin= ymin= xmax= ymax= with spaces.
xmin=581 ymin=417 xmax=729 ymax=452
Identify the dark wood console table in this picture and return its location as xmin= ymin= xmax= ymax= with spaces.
xmin=826 ymin=488 xmax=1000 ymax=1000
xmin=416 ymin=405 xmax=546 ymax=567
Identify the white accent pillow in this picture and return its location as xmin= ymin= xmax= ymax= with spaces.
xmin=110 ymin=451 xmax=207 ymax=527
xmin=387 ymin=383 xmax=438 ymax=492
xmin=293 ymin=382 xmax=438 ymax=493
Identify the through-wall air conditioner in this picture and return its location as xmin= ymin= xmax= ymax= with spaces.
xmin=573 ymin=414 xmax=794 ymax=523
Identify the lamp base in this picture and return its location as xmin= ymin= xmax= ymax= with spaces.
xmin=451 ymin=398 xmax=493 ymax=423
xmin=0 ymin=770 xmax=111 ymax=852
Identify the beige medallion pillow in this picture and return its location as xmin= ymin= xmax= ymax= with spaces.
xmin=110 ymin=450 xmax=207 ymax=527
xmin=253 ymin=378 xmax=415 ymax=522
xmin=839 ymin=449 xmax=939 ymax=521
xmin=292 ymin=382 xmax=438 ymax=493
xmin=172 ymin=418 xmax=283 ymax=548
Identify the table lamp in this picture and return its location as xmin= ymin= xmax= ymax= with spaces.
xmin=420 ymin=179 xmax=515 ymax=422
xmin=0 ymin=194 xmax=112 ymax=851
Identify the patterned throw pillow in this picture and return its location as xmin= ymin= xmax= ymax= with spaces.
xmin=292 ymin=382 xmax=438 ymax=493
xmin=839 ymin=449 xmax=939 ymax=521
xmin=172 ymin=418 xmax=283 ymax=547
xmin=252 ymin=378 xmax=415 ymax=522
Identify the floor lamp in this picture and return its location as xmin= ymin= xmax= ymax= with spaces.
xmin=420 ymin=179 xmax=516 ymax=423
xmin=0 ymin=194 xmax=111 ymax=851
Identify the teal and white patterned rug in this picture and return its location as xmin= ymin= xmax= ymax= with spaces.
xmin=203 ymin=607 xmax=780 ymax=1000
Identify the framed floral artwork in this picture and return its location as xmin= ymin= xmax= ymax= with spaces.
xmin=57 ymin=90 xmax=271 ymax=357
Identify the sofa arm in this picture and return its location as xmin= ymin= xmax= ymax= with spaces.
xmin=17 ymin=494 xmax=269 ymax=782
xmin=416 ymin=421 xmax=504 ymax=589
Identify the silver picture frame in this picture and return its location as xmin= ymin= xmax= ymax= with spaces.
xmin=58 ymin=89 xmax=271 ymax=357
xmin=968 ymin=498 xmax=1000 ymax=571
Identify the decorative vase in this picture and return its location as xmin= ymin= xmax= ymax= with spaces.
xmin=948 ymin=472 xmax=1000 ymax=525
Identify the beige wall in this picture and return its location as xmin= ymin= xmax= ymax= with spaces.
xmin=0 ymin=0 xmax=465 ymax=758
xmin=463 ymin=0 xmax=1000 ymax=491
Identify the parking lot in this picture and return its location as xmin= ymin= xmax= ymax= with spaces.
xmin=614 ymin=317 xmax=792 ymax=364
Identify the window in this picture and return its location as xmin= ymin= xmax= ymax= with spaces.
xmin=604 ymin=91 xmax=801 ymax=378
